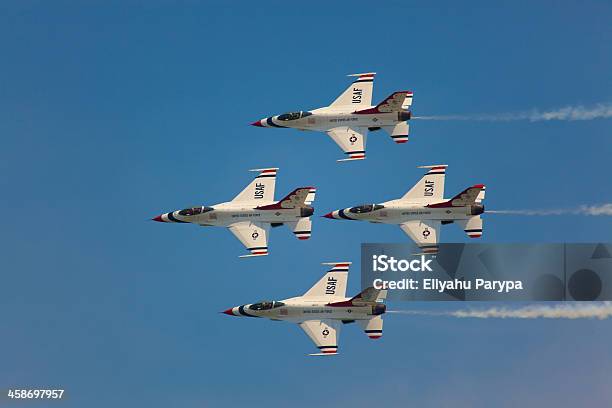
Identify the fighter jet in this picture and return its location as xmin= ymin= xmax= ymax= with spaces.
xmin=251 ymin=73 xmax=413 ymax=162
xmin=222 ymin=262 xmax=387 ymax=356
xmin=152 ymin=168 xmax=316 ymax=257
xmin=323 ymin=165 xmax=485 ymax=254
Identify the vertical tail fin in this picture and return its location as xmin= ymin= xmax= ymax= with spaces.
xmin=475 ymin=186 xmax=486 ymax=203
xmin=427 ymin=185 xmax=486 ymax=210
xmin=447 ymin=184 xmax=486 ymax=207
xmin=355 ymin=91 xmax=413 ymax=114
xmin=304 ymin=187 xmax=316 ymax=205
xmin=402 ymin=91 xmax=414 ymax=109
xmin=256 ymin=187 xmax=315 ymax=210
xmin=349 ymin=287 xmax=387 ymax=304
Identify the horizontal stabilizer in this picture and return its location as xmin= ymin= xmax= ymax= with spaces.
xmin=382 ymin=122 xmax=410 ymax=144
xmin=286 ymin=217 xmax=312 ymax=240
xmin=357 ymin=316 xmax=383 ymax=339
xmin=457 ymin=216 xmax=483 ymax=238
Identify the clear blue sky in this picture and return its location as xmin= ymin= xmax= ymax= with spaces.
xmin=1 ymin=1 xmax=611 ymax=407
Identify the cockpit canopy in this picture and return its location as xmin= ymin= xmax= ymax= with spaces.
xmin=349 ymin=204 xmax=385 ymax=214
xmin=277 ymin=111 xmax=312 ymax=121
xmin=249 ymin=300 xmax=285 ymax=311
xmin=178 ymin=206 xmax=214 ymax=216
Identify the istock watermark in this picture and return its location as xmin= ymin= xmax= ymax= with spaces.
xmin=372 ymin=254 xmax=433 ymax=272
xmin=361 ymin=243 xmax=612 ymax=301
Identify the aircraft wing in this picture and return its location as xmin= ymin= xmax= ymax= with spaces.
xmin=326 ymin=126 xmax=367 ymax=162
xmin=402 ymin=165 xmax=447 ymax=201
xmin=329 ymin=72 xmax=375 ymax=108
xmin=299 ymin=319 xmax=341 ymax=356
xmin=228 ymin=221 xmax=270 ymax=257
xmin=399 ymin=220 xmax=441 ymax=254
xmin=231 ymin=168 xmax=278 ymax=203
xmin=303 ymin=262 xmax=350 ymax=298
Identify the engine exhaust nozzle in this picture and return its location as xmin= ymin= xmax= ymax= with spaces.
xmin=470 ymin=204 xmax=485 ymax=216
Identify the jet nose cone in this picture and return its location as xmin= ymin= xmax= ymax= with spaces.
xmin=152 ymin=214 xmax=164 ymax=222
xmin=222 ymin=308 xmax=235 ymax=316
xmin=251 ymin=120 xmax=264 ymax=127
xmin=323 ymin=212 xmax=334 ymax=219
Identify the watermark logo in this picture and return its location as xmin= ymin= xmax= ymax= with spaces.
xmin=372 ymin=254 xmax=433 ymax=272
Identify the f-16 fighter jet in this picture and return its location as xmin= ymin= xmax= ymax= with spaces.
xmin=152 ymin=168 xmax=316 ymax=257
xmin=323 ymin=165 xmax=485 ymax=254
xmin=251 ymin=73 xmax=413 ymax=162
xmin=222 ymin=262 xmax=387 ymax=356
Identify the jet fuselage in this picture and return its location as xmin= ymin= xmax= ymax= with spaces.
xmin=325 ymin=200 xmax=485 ymax=225
xmin=224 ymin=296 xmax=386 ymax=322
xmin=155 ymin=202 xmax=314 ymax=227
xmin=254 ymin=107 xmax=411 ymax=132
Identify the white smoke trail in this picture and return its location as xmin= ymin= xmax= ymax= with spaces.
xmin=413 ymin=103 xmax=612 ymax=122
xmin=487 ymin=204 xmax=612 ymax=216
xmin=581 ymin=204 xmax=612 ymax=215
xmin=488 ymin=209 xmax=569 ymax=216
xmin=389 ymin=302 xmax=612 ymax=320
